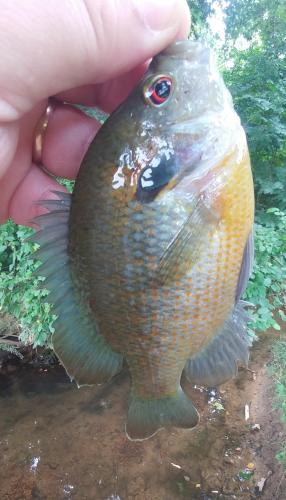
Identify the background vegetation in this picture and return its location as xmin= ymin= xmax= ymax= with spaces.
xmin=0 ymin=0 xmax=285 ymax=458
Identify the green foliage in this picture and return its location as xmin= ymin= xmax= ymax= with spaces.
xmin=0 ymin=221 xmax=55 ymax=347
xmin=245 ymin=209 xmax=286 ymax=332
xmin=224 ymin=47 xmax=286 ymax=211
xmin=223 ymin=1 xmax=286 ymax=211
xmin=225 ymin=0 xmax=286 ymax=56
xmin=187 ymin=0 xmax=213 ymax=37
xmin=0 ymin=179 xmax=74 ymax=350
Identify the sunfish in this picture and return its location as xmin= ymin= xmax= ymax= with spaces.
xmin=32 ymin=40 xmax=254 ymax=440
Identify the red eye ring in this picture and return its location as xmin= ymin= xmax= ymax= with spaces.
xmin=143 ymin=75 xmax=173 ymax=107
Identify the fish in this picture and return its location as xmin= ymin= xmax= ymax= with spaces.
xmin=31 ymin=40 xmax=254 ymax=441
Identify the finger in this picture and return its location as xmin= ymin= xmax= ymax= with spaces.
xmin=91 ymin=62 xmax=151 ymax=113
xmin=0 ymin=122 xmax=19 ymax=178
xmin=57 ymin=85 xmax=103 ymax=107
xmin=57 ymin=62 xmax=149 ymax=112
xmin=0 ymin=0 xmax=191 ymax=120
xmin=42 ymin=63 xmax=149 ymax=177
xmin=41 ymin=59 xmax=151 ymax=179
xmin=0 ymin=104 xmax=45 ymax=223
xmin=2 ymin=103 xmax=100 ymax=224
xmin=42 ymin=104 xmax=101 ymax=179
xmin=8 ymin=164 xmax=67 ymax=226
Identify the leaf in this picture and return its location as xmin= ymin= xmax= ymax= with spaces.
xmin=273 ymin=323 xmax=281 ymax=331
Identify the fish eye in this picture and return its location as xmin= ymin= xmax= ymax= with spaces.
xmin=143 ymin=75 xmax=173 ymax=107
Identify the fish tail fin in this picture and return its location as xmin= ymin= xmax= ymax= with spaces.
xmin=30 ymin=191 xmax=123 ymax=386
xmin=184 ymin=301 xmax=250 ymax=387
xmin=126 ymin=388 xmax=199 ymax=441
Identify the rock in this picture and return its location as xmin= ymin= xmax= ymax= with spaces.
xmin=224 ymin=457 xmax=235 ymax=465
xmin=254 ymin=477 xmax=267 ymax=494
xmin=251 ymin=423 xmax=261 ymax=432
xmin=254 ymin=472 xmax=272 ymax=495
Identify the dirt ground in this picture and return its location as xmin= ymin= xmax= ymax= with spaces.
xmin=227 ymin=332 xmax=286 ymax=499
xmin=0 ymin=330 xmax=285 ymax=499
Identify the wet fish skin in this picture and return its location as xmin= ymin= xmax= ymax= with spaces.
xmin=32 ymin=41 xmax=254 ymax=440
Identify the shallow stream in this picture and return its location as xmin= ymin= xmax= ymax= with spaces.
xmin=0 ymin=334 xmax=285 ymax=499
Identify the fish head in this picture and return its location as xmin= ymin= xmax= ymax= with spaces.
xmin=141 ymin=41 xmax=232 ymax=124
xmin=109 ymin=40 xmax=245 ymax=204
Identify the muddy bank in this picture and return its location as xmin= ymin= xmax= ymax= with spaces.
xmin=0 ymin=331 xmax=285 ymax=500
xmin=0 ymin=313 xmax=56 ymax=375
xmin=0 ymin=345 xmax=56 ymax=374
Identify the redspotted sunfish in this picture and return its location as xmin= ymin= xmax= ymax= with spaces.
xmin=32 ymin=40 xmax=254 ymax=440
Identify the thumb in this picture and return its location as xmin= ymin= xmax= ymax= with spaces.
xmin=0 ymin=0 xmax=190 ymax=121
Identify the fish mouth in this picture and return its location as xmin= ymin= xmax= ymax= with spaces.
xmin=159 ymin=40 xmax=211 ymax=65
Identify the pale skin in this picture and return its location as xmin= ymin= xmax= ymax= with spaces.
xmin=0 ymin=0 xmax=190 ymax=227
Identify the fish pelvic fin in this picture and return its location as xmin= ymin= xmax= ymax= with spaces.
xmin=184 ymin=301 xmax=250 ymax=387
xmin=126 ymin=388 xmax=199 ymax=441
xmin=30 ymin=191 xmax=123 ymax=386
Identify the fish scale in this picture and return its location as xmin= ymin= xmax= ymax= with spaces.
xmin=71 ymin=152 xmax=249 ymax=373
xmin=32 ymin=40 xmax=254 ymax=440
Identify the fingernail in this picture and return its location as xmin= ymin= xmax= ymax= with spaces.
xmin=133 ymin=0 xmax=179 ymax=32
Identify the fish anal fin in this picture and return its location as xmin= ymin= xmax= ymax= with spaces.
xmin=185 ymin=301 xmax=250 ymax=387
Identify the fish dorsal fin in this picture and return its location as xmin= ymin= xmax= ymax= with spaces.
xmin=235 ymin=231 xmax=254 ymax=302
xmin=30 ymin=191 xmax=123 ymax=386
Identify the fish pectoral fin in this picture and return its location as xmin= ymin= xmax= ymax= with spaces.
xmin=155 ymin=196 xmax=219 ymax=286
xmin=31 ymin=191 xmax=123 ymax=386
xmin=126 ymin=388 xmax=199 ymax=441
xmin=184 ymin=301 xmax=250 ymax=387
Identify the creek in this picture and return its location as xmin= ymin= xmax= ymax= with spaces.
xmin=0 ymin=332 xmax=285 ymax=499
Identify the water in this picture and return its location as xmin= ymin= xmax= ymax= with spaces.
xmin=0 ymin=341 xmax=283 ymax=499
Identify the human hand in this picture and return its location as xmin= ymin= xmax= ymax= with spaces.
xmin=0 ymin=0 xmax=190 ymax=226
